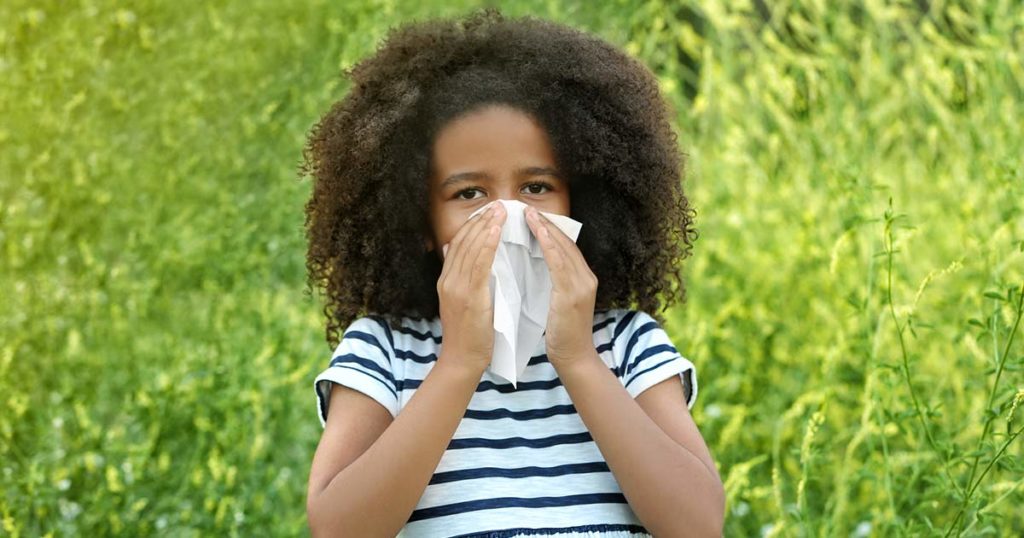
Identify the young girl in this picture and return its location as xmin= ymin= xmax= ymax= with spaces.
xmin=301 ymin=8 xmax=723 ymax=537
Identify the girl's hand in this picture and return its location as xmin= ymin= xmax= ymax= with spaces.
xmin=524 ymin=205 xmax=598 ymax=368
xmin=436 ymin=202 xmax=507 ymax=376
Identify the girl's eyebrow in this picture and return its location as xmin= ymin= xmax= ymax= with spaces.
xmin=440 ymin=166 xmax=563 ymax=188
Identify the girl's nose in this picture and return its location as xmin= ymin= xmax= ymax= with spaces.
xmin=483 ymin=199 xmax=508 ymax=216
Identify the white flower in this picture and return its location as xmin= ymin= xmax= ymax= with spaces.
xmin=59 ymin=499 xmax=82 ymax=520
xmin=705 ymin=403 xmax=723 ymax=419
xmin=121 ymin=461 xmax=135 ymax=485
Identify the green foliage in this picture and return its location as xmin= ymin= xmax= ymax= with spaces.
xmin=1 ymin=0 xmax=1022 ymax=535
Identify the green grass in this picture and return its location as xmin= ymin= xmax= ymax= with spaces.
xmin=2 ymin=0 xmax=1022 ymax=535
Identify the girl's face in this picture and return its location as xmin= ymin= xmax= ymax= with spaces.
xmin=425 ymin=104 xmax=571 ymax=259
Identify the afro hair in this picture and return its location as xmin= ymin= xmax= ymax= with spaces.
xmin=299 ymin=7 xmax=698 ymax=348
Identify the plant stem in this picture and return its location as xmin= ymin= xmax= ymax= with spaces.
xmin=963 ymin=283 xmax=1024 ymax=491
xmin=944 ymin=422 xmax=1024 ymax=537
xmin=945 ymin=282 xmax=1024 ymax=537
xmin=883 ymin=208 xmax=963 ymax=499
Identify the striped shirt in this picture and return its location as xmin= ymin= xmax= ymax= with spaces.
xmin=312 ymin=308 xmax=699 ymax=537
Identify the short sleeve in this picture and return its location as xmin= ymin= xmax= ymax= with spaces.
xmin=613 ymin=310 xmax=698 ymax=409
xmin=313 ymin=316 xmax=400 ymax=427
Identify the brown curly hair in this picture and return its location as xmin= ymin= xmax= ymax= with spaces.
xmin=299 ymin=7 xmax=698 ymax=348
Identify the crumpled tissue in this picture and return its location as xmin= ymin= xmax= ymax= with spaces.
xmin=443 ymin=199 xmax=583 ymax=387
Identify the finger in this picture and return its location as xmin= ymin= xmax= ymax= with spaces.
xmin=527 ymin=207 xmax=572 ymax=267
xmin=469 ymin=219 xmax=502 ymax=293
xmin=440 ymin=204 xmax=493 ymax=282
xmin=537 ymin=212 xmax=583 ymax=274
xmin=439 ymin=211 xmax=481 ymax=282
xmin=460 ymin=203 xmax=505 ymax=279
xmin=527 ymin=208 xmax=569 ymax=285
xmin=448 ymin=217 xmax=489 ymax=288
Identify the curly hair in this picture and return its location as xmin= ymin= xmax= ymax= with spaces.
xmin=299 ymin=7 xmax=698 ymax=348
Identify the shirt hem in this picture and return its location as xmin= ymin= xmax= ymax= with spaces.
xmin=447 ymin=523 xmax=652 ymax=538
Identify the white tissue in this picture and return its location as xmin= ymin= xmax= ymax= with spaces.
xmin=452 ymin=199 xmax=583 ymax=388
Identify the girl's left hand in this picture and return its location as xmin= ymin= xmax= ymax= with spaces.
xmin=525 ymin=205 xmax=598 ymax=368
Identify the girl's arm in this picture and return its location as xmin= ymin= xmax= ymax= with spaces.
xmin=554 ymin=351 xmax=725 ymax=537
xmin=522 ymin=202 xmax=724 ymax=535
xmin=308 ymin=193 xmax=502 ymax=535
xmin=306 ymin=359 xmax=484 ymax=537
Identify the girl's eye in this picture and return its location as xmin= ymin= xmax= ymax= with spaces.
xmin=524 ymin=182 xmax=553 ymax=195
xmin=454 ymin=182 xmax=553 ymax=200
xmin=455 ymin=188 xmax=482 ymax=200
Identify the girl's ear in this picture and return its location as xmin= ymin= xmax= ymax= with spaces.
xmin=423 ymin=236 xmax=435 ymax=252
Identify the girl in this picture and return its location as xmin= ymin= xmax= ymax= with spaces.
xmin=302 ymin=8 xmax=723 ymax=537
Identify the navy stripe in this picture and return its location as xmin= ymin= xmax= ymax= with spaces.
xmin=447 ymin=431 xmax=593 ymax=450
xmin=367 ymin=315 xmax=396 ymax=357
xmin=451 ymin=523 xmax=650 ymax=538
xmin=463 ymin=403 xmax=577 ymax=421
xmin=611 ymin=310 xmax=637 ymax=343
xmin=479 ymin=375 xmax=564 ymax=393
xmin=341 ymin=330 xmax=390 ymax=361
xmin=593 ymin=316 xmax=616 ymax=332
xmin=429 ymin=461 xmax=610 ymax=485
xmin=317 ymin=385 xmax=329 ymax=422
xmin=624 ymin=356 xmax=678 ymax=389
xmin=624 ymin=343 xmax=677 ymax=378
xmin=388 ymin=349 xmax=600 ymax=370
xmin=393 ymin=324 xmax=442 ymax=343
xmin=405 ymin=375 xmax=565 ymax=393
xmin=385 ymin=316 xmax=612 ymax=346
xmin=394 ymin=347 xmax=439 ymax=365
xmin=401 ymin=363 xmax=620 ymax=393
xmin=526 ymin=353 xmax=550 ymax=366
xmin=622 ymin=342 xmax=679 ymax=375
xmin=621 ymin=321 xmax=657 ymax=376
xmin=329 ymin=353 xmax=397 ymax=389
xmin=407 ymin=492 xmax=629 ymax=522
xmin=323 ymin=363 xmax=399 ymax=399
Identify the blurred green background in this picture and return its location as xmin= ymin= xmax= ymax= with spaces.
xmin=2 ymin=0 xmax=1022 ymax=536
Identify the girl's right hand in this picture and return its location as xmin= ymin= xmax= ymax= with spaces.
xmin=436 ymin=201 xmax=507 ymax=376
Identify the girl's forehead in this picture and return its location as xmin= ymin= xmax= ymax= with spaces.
xmin=431 ymin=108 xmax=557 ymax=172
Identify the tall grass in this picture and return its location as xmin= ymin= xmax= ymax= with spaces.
xmin=1 ymin=0 xmax=1021 ymax=535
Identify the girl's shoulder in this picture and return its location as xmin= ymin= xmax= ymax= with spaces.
xmin=345 ymin=313 xmax=441 ymax=339
xmin=592 ymin=307 xmax=657 ymax=337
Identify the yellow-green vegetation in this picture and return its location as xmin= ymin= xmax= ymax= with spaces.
xmin=2 ymin=0 xmax=1022 ymax=536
